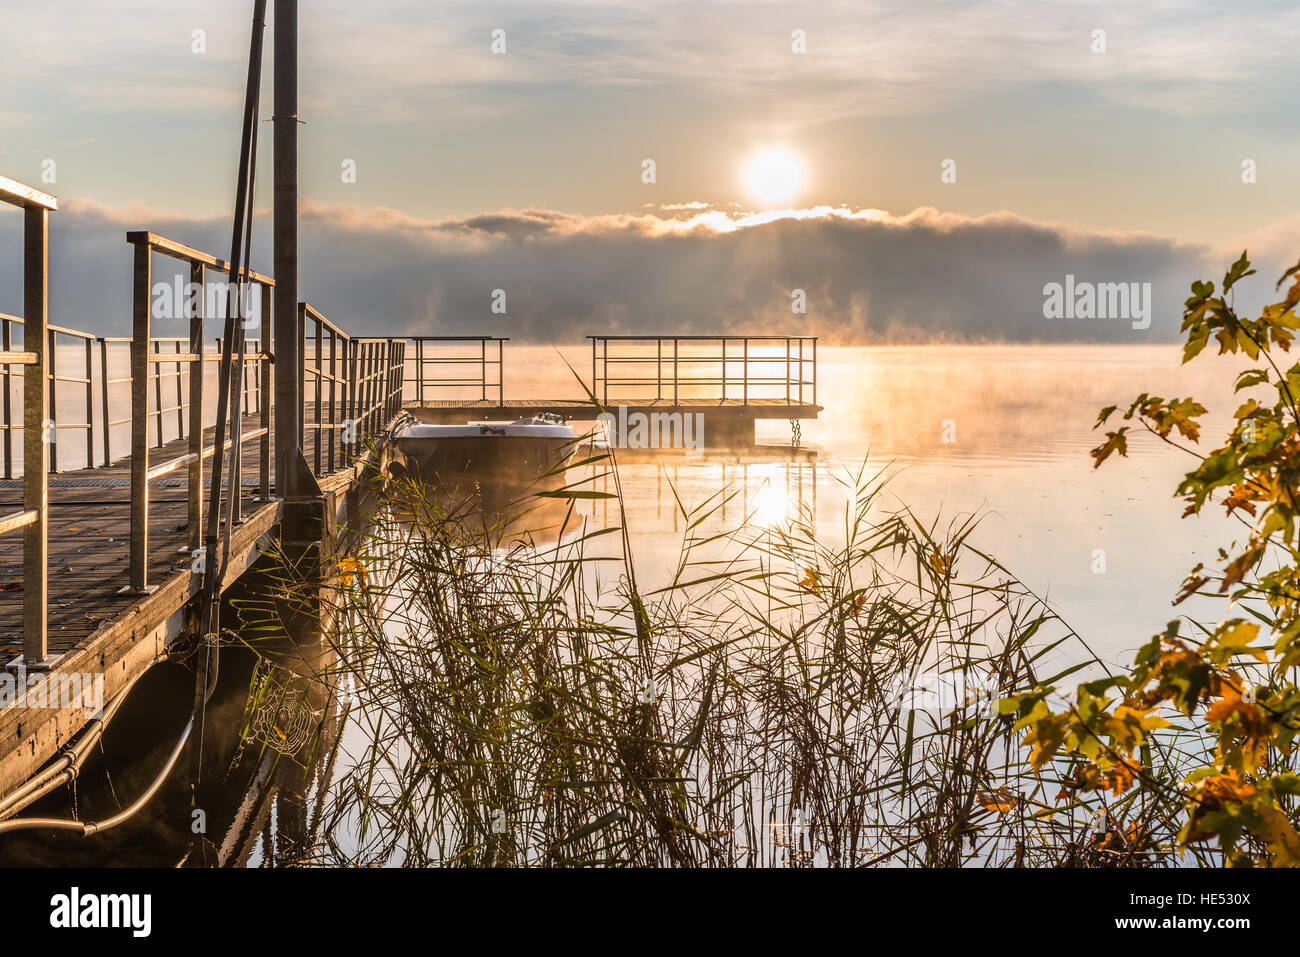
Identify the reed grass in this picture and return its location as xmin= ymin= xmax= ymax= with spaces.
xmin=237 ymin=446 xmax=1200 ymax=867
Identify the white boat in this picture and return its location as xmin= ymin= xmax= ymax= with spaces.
xmin=386 ymin=413 xmax=579 ymax=488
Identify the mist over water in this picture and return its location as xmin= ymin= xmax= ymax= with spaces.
xmin=519 ymin=342 xmax=1249 ymax=667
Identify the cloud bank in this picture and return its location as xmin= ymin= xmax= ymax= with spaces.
xmin=1 ymin=198 xmax=1293 ymax=345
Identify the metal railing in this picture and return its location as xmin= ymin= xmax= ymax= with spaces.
xmin=0 ymin=325 xmax=263 ymax=476
xmin=125 ymin=231 xmax=275 ymax=592
xmin=350 ymin=336 xmax=407 ymax=462
xmin=0 ymin=187 xmax=457 ymax=666
xmin=301 ymin=304 xmax=406 ymax=476
xmin=0 ymin=174 xmax=55 ymax=662
xmin=401 ymin=336 xmax=506 ymax=405
xmin=589 ymin=335 xmax=817 ymax=407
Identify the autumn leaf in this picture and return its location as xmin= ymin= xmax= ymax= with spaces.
xmin=1090 ymin=429 xmax=1128 ymax=469
xmin=797 ymin=567 xmax=822 ymax=595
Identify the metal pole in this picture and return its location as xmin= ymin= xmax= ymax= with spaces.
xmin=743 ymin=338 xmax=748 ymax=406
xmin=673 ymin=338 xmax=678 ymax=405
xmin=2 ymin=317 xmax=11 ymax=479
xmin=416 ymin=337 xmax=424 ymax=405
xmin=174 ymin=341 xmax=184 ymax=441
xmin=327 ymin=328 xmax=337 ymax=472
xmin=721 ymin=337 xmax=726 ymax=403
xmin=99 ymin=337 xmax=110 ymax=465
xmin=46 ymin=329 xmax=57 ymax=472
xmin=1 ymin=318 xmax=11 ymax=480
xmin=23 ymin=204 xmax=49 ymax=662
xmin=274 ymin=0 xmax=301 ymax=496
xmin=127 ymin=240 xmax=151 ymax=592
xmin=657 ymin=338 xmax=662 ymax=402
xmin=259 ymin=283 xmax=271 ymax=497
xmin=152 ymin=340 xmax=163 ymax=447
xmin=313 ymin=313 xmax=322 ymax=474
xmin=84 ymin=336 xmax=93 ymax=468
xmin=188 ymin=262 xmax=205 ymax=555
xmin=200 ymin=0 xmax=266 ymax=616
xmin=345 ymin=339 xmax=357 ymax=459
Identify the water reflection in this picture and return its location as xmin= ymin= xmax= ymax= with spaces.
xmin=0 ymin=344 xmax=1252 ymax=865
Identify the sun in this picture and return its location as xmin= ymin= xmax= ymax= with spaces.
xmin=741 ymin=147 xmax=806 ymax=207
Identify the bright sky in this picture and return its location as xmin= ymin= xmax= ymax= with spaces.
xmin=2 ymin=0 xmax=1297 ymax=245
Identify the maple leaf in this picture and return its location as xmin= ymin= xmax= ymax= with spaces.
xmin=1090 ymin=429 xmax=1128 ymax=469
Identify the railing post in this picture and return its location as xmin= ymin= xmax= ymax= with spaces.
xmin=188 ymin=262 xmax=205 ymax=556
xmin=327 ymin=328 xmax=337 ymax=473
xmin=84 ymin=336 xmax=94 ymax=469
xmin=416 ymin=337 xmax=424 ymax=405
xmin=151 ymin=339 xmax=164 ymax=448
xmin=127 ymin=239 xmax=152 ymax=593
xmin=99 ymin=337 xmax=111 ymax=465
xmin=657 ymin=338 xmax=662 ymax=402
xmin=259 ymin=283 xmax=271 ymax=498
xmin=743 ymin=338 xmax=748 ymax=406
xmin=296 ymin=304 xmax=306 ymax=453
xmin=387 ymin=343 xmax=397 ymax=421
xmin=313 ymin=313 xmax=322 ymax=474
xmin=173 ymin=341 xmax=184 ymax=443
xmin=388 ymin=340 xmax=397 ymax=419
xmin=345 ymin=339 xmax=357 ymax=459
xmin=721 ymin=337 xmax=726 ymax=403
xmin=2 ymin=317 xmax=12 ymax=480
xmin=812 ymin=337 xmax=817 ymax=407
xmin=673 ymin=338 xmax=678 ymax=406
xmin=364 ymin=342 xmax=375 ymax=439
xmin=790 ymin=338 xmax=800 ymax=405
xmin=23 ymin=203 xmax=49 ymax=663
xmin=46 ymin=328 xmax=57 ymax=472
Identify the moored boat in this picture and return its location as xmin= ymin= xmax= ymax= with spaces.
xmin=385 ymin=413 xmax=579 ymax=489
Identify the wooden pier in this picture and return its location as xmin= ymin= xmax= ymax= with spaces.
xmin=0 ymin=173 xmax=820 ymax=805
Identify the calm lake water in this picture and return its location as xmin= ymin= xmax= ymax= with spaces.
xmin=0 ymin=342 xmax=1252 ymax=865
xmin=527 ymin=342 xmax=1246 ymax=669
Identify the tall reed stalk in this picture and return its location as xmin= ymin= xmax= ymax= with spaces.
xmin=218 ymin=439 xmax=1203 ymax=869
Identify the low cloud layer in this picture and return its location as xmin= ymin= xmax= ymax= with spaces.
xmin=1 ymin=199 xmax=1293 ymax=345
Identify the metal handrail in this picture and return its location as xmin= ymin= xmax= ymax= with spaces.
xmin=589 ymin=335 xmax=818 ymax=407
xmin=402 ymin=336 xmax=506 ymax=406
xmin=124 ymin=231 xmax=274 ymax=590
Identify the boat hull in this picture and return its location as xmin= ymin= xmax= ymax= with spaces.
xmin=386 ymin=419 xmax=578 ymax=492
